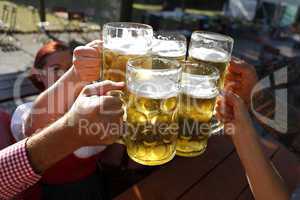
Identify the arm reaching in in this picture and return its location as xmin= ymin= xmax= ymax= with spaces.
xmin=0 ymin=81 xmax=124 ymax=199
xmin=25 ymin=40 xmax=102 ymax=137
xmin=216 ymin=91 xmax=290 ymax=200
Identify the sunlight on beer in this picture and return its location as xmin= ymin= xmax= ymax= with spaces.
xmin=189 ymin=47 xmax=230 ymax=87
xmin=102 ymin=22 xmax=153 ymax=82
xmin=124 ymin=57 xmax=181 ymax=166
xmin=176 ymin=63 xmax=220 ymax=157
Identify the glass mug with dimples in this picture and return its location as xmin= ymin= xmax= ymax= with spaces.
xmin=176 ymin=61 xmax=220 ymax=157
xmin=188 ymin=31 xmax=233 ymax=134
xmin=151 ymin=31 xmax=187 ymax=61
xmin=102 ymin=22 xmax=153 ymax=82
xmin=108 ymin=56 xmax=182 ymax=166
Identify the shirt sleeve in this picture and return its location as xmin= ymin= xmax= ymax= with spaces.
xmin=74 ymin=146 xmax=106 ymax=159
xmin=10 ymin=102 xmax=33 ymax=142
xmin=0 ymin=139 xmax=41 ymax=200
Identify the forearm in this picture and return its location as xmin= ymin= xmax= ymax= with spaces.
xmin=232 ymin=125 xmax=290 ymax=200
xmin=0 ymin=116 xmax=79 ymax=199
xmin=25 ymin=66 xmax=85 ymax=136
xmin=26 ymin=115 xmax=80 ymax=173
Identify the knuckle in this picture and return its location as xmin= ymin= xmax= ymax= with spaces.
xmin=73 ymin=59 xmax=80 ymax=66
xmin=73 ymin=46 xmax=85 ymax=55
xmin=102 ymin=80 xmax=113 ymax=86
xmin=83 ymin=84 xmax=93 ymax=93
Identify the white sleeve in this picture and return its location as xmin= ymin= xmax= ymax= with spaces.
xmin=11 ymin=102 xmax=106 ymax=158
xmin=74 ymin=146 xmax=107 ymax=159
xmin=10 ymin=102 xmax=33 ymax=141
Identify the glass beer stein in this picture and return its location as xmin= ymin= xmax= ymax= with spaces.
xmin=124 ymin=56 xmax=181 ymax=166
xmin=176 ymin=61 xmax=220 ymax=157
xmin=102 ymin=22 xmax=153 ymax=82
xmin=151 ymin=31 xmax=187 ymax=61
xmin=188 ymin=31 xmax=233 ymax=133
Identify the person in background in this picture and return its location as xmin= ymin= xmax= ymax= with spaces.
xmin=11 ymin=41 xmax=72 ymax=141
xmin=10 ymin=40 xmax=110 ymax=199
xmin=0 ymin=80 xmax=124 ymax=200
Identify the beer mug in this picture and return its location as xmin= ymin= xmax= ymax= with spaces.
xmin=151 ymin=31 xmax=187 ymax=61
xmin=102 ymin=22 xmax=153 ymax=82
xmin=188 ymin=31 xmax=233 ymax=133
xmin=124 ymin=56 xmax=181 ymax=166
xmin=176 ymin=61 xmax=220 ymax=157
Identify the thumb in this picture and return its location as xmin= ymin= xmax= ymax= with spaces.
xmin=83 ymin=80 xmax=125 ymax=96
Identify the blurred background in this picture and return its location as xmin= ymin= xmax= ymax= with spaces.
xmin=0 ymin=0 xmax=300 ymax=153
xmin=1 ymin=0 xmax=300 ymax=71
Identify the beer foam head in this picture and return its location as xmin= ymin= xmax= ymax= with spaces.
xmin=103 ymin=22 xmax=153 ymax=55
xmin=127 ymin=70 xmax=180 ymax=99
xmin=189 ymin=47 xmax=230 ymax=63
xmin=152 ymin=40 xmax=186 ymax=58
xmin=104 ymin=38 xmax=151 ymax=55
xmin=181 ymin=72 xmax=219 ymax=99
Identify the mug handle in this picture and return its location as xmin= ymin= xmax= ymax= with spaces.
xmin=106 ymin=90 xmax=126 ymax=145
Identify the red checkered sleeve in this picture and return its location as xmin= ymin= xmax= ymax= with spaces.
xmin=0 ymin=139 xmax=41 ymax=200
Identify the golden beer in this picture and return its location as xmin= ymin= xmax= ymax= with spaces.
xmin=176 ymin=93 xmax=217 ymax=157
xmin=125 ymin=90 xmax=178 ymax=165
xmin=188 ymin=47 xmax=229 ymax=88
xmin=103 ymin=48 xmax=140 ymax=82
xmin=124 ymin=56 xmax=181 ymax=165
xmin=176 ymin=63 xmax=220 ymax=157
xmin=188 ymin=31 xmax=233 ymax=134
xmin=102 ymin=22 xmax=153 ymax=82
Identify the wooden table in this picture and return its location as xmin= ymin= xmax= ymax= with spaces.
xmin=114 ymin=135 xmax=299 ymax=200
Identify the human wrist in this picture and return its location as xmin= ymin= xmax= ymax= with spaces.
xmin=230 ymin=121 xmax=258 ymax=149
xmin=71 ymin=65 xmax=81 ymax=83
xmin=70 ymin=66 xmax=89 ymax=95
xmin=58 ymin=114 xmax=82 ymax=149
xmin=26 ymin=116 xmax=80 ymax=173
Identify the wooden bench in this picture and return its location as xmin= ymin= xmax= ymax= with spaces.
xmin=114 ymin=136 xmax=299 ymax=200
xmin=0 ymin=71 xmax=39 ymax=103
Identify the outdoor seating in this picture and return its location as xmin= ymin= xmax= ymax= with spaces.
xmin=67 ymin=11 xmax=86 ymax=31
xmin=0 ymin=71 xmax=39 ymax=103
xmin=0 ymin=1 xmax=299 ymax=199
xmin=0 ymin=4 xmax=21 ymax=51
xmin=0 ymin=4 xmax=9 ymax=32
xmin=114 ymin=136 xmax=299 ymax=200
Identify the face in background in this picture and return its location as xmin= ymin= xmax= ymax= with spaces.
xmin=34 ymin=50 xmax=72 ymax=89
